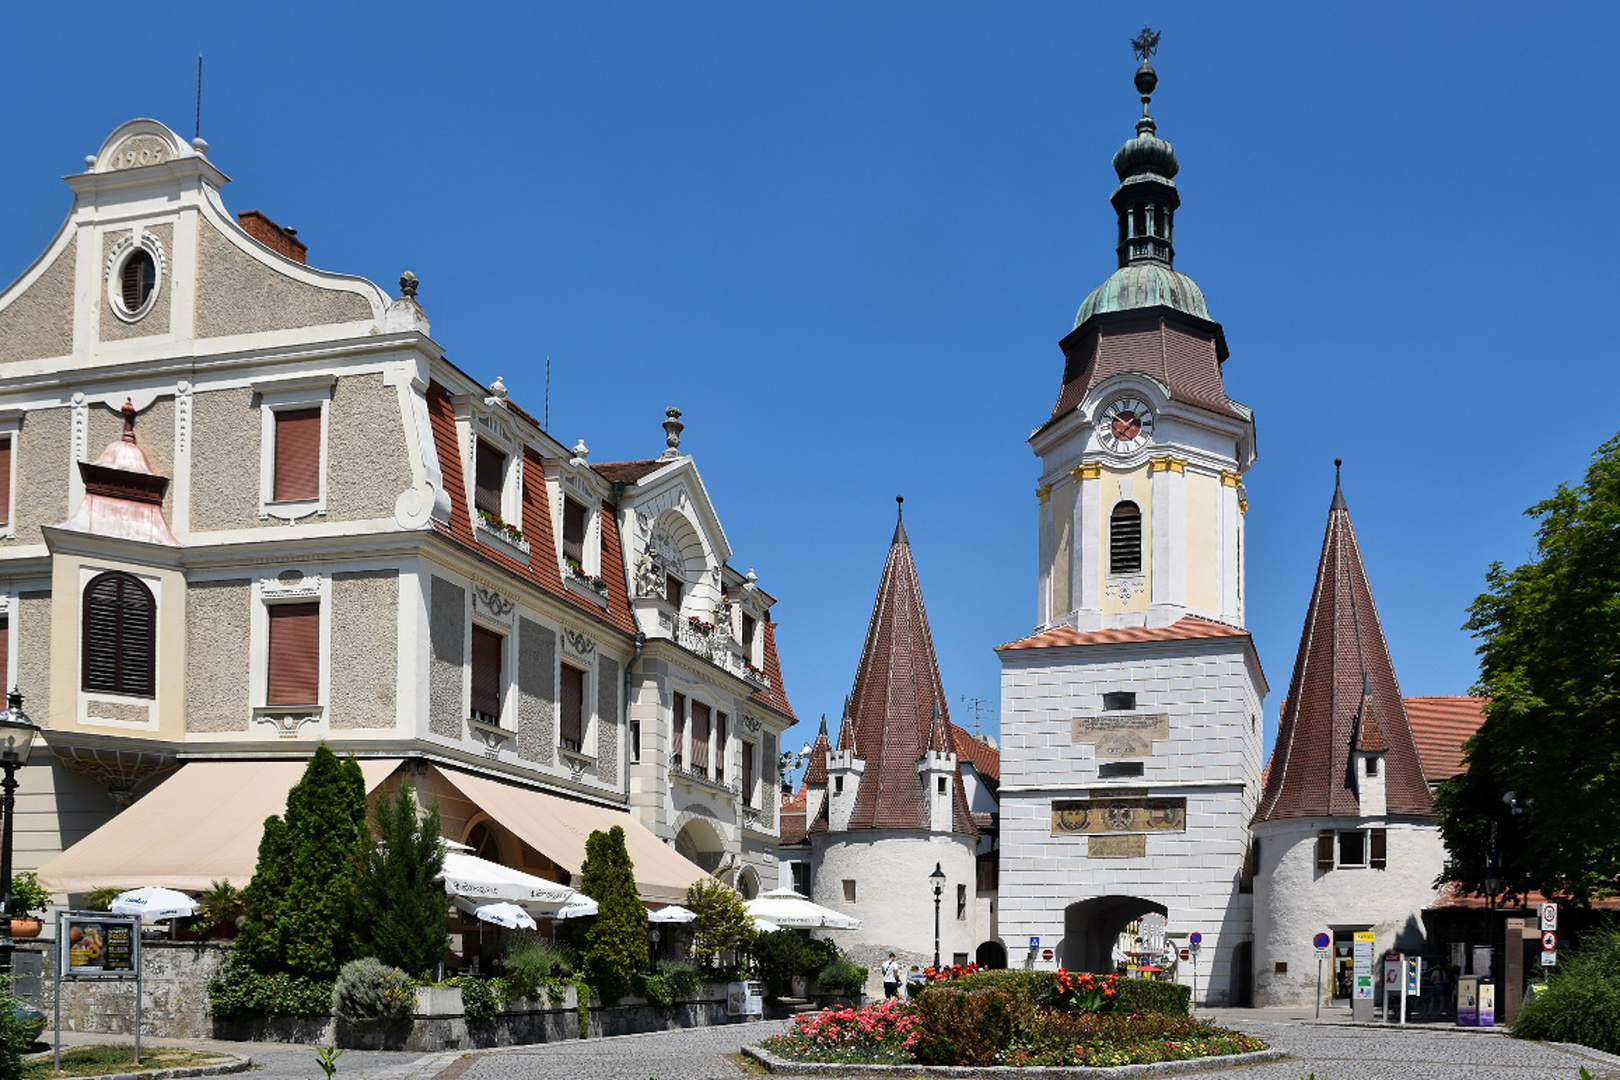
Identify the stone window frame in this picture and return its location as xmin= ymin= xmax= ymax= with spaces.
xmin=76 ymin=563 xmax=163 ymax=731
xmin=253 ymin=375 xmax=335 ymax=522
xmin=104 ymin=231 xmax=167 ymax=324
xmin=248 ymin=568 xmax=331 ymax=737
xmin=0 ymin=410 xmax=22 ymax=540
xmin=0 ymin=594 xmax=14 ymax=695
xmin=468 ymin=620 xmax=510 ymax=728
xmin=555 ymin=469 xmax=605 ymax=585
xmin=558 ymin=628 xmax=599 ymax=762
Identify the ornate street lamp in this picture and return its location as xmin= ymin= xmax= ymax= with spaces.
xmin=929 ymin=862 xmax=946 ymax=971
xmin=0 ymin=688 xmax=39 ymax=975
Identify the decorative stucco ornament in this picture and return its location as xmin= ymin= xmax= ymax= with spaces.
xmin=571 ymin=439 xmax=589 ymax=465
xmin=661 ymin=407 xmax=684 ymax=459
xmin=399 ymin=270 xmax=419 ymax=298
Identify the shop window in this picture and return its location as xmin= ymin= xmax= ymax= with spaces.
xmin=82 ymin=571 xmax=156 ymax=698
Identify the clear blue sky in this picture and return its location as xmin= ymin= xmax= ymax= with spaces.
xmin=3 ymin=3 xmax=1616 ymax=769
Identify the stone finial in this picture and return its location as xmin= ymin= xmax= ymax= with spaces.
xmin=121 ymin=398 xmax=137 ymax=443
xmin=84 ymin=154 xmax=96 ymax=172
xmin=489 ymin=375 xmax=508 ymax=400
xmin=190 ymin=136 xmax=209 ymax=155
xmin=661 ymin=407 xmax=684 ymax=459
xmin=571 ymin=439 xmax=589 ymax=465
xmin=399 ymin=271 xmax=419 ymax=299
xmin=744 ymin=568 xmax=758 ymax=592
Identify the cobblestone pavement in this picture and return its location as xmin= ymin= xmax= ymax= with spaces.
xmin=449 ymin=1020 xmax=791 ymax=1080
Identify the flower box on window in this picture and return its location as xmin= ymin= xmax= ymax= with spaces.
xmin=475 ymin=511 xmax=531 ymax=561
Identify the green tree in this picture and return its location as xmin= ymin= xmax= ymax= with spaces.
xmin=577 ymin=826 xmax=648 ymax=1006
xmin=353 ymin=786 xmax=449 ymax=977
xmin=236 ymin=746 xmax=369 ymax=978
xmin=1436 ymin=433 xmax=1620 ymax=904
xmin=684 ymin=878 xmax=756 ymax=967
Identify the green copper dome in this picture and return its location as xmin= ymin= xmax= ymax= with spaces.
xmin=1074 ymin=263 xmax=1210 ymax=328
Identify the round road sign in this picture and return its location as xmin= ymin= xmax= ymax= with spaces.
xmin=1543 ymin=931 xmax=1557 ymax=951
xmin=1179 ymin=948 xmax=1191 ymax=961
xmin=1313 ymin=932 xmax=1331 ymax=950
xmin=1042 ymin=949 xmax=1053 ymax=961
xmin=1189 ymin=931 xmax=1202 ymax=946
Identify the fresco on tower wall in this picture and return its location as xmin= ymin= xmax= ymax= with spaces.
xmin=1050 ymin=797 xmax=1186 ymax=835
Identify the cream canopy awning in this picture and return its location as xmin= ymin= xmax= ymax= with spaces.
xmin=429 ymin=766 xmax=708 ymax=905
xmin=37 ymin=758 xmax=404 ymax=894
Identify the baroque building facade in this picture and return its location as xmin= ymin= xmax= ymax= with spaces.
xmin=0 ymin=119 xmax=796 ymax=922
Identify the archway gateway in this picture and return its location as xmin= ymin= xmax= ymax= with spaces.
xmin=1060 ymin=896 xmax=1168 ymax=973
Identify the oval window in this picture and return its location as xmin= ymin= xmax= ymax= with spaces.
xmin=119 ymin=250 xmax=157 ymax=315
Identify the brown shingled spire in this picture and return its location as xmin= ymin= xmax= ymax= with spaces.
xmin=841 ymin=508 xmax=975 ymax=835
xmin=1253 ymin=464 xmax=1432 ymax=823
xmin=803 ymin=714 xmax=833 ymax=786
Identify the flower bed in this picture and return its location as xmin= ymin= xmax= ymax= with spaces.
xmin=757 ymin=969 xmax=1263 ymax=1070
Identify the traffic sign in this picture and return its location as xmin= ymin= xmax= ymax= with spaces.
xmin=1029 ymin=936 xmax=1040 ymax=950
xmin=1540 ymin=903 xmax=1558 ymax=931
xmin=1042 ymin=949 xmax=1053 ymax=961
xmin=1542 ymin=931 xmax=1557 ymax=951
xmin=1179 ymin=948 xmax=1191 ymax=961
xmin=1313 ymin=932 xmax=1331 ymax=950
xmin=1542 ymin=950 xmax=1557 ymax=966
xmin=1316 ymin=948 xmax=1331 ymax=960
xmin=1189 ymin=931 xmax=1202 ymax=946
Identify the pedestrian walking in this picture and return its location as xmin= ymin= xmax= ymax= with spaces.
xmin=882 ymin=953 xmax=901 ymax=998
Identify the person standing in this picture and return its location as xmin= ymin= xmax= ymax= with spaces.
xmin=882 ymin=953 xmax=901 ymax=998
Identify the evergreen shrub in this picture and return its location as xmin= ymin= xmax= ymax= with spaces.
xmin=753 ymin=930 xmax=804 ymax=997
xmin=816 ymin=959 xmax=869 ymax=997
xmin=331 ymin=958 xmax=415 ymax=1025
xmin=353 ymin=786 xmax=448 ymax=977
xmin=576 ymin=827 xmax=648 ymax=1006
xmin=1515 ymin=924 xmax=1620 ymax=1052
xmin=684 ymin=879 xmax=756 ymax=966
xmin=207 ymin=958 xmax=334 ymax=1018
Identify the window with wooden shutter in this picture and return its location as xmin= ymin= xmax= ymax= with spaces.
xmin=741 ymin=614 xmax=756 ymax=651
xmin=665 ymin=574 xmax=683 ymax=610
xmin=120 ymin=250 xmax=156 ymax=314
xmin=82 ymin=572 xmax=156 ymax=698
xmin=273 ymin=408 xmax=322 ymax=502
xmin=470 ymin=626 xmax=503 ymax=723
xmin=561 ymin=498 xmax=587 ymax=565
xmin=691 ymin=702 xmax=711 ymax=777
xmin=266 ymin=602 xmax=320 ymax=705
xmin=1370 ymin=828 xmax=1388 ymax=870
xmin=715 ymin=712 xmax=727 ymax=782
xmin=559 ymin=663 xmax=585 ymax=751
xmin=671 ymin=692 xmax=686 ymax=768
xmin=1316 ymin=830 xmax=1336 ymax=870
xmin=741 ymin=741 xmax=754 ymax=806
xmin=0 ymin=437 xmax=12 ymax=526
xmin=1110 ymin=501 xmax=1142 ymax=575
xmin=475 ymin=440 xmax=505 ymax=518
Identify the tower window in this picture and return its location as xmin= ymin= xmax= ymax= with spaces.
xmin=1102 ymin=691 xmax=1136 ymax=711
xmin=1110 ymin=501 xmax=1142 ymax=575
xmin=1365 ymin=756 xmax=1379 ymax=777
xmin=1099 ymin=761 xmax=1144 ymax=779
xmin=937 ymin=776 xmax=947 ymax=795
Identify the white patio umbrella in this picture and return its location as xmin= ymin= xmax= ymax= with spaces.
xmin=438 ymin=850 xmax=577 ymax=906
xmin=109 ymin=886 xmax=199 ymax=921
xmin=551 ymin=895 xmax=599 ymax=920
xmin=452 ymin=896 xmax=537 ymax=930
xmin=751 ymin=916 xmax=782 ymax=933
xmin=647 ymin=904 xmax=697 ymax=923
xmin=745 ymin=888 xmax=861 ymax=930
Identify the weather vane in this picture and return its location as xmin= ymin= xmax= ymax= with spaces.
xmin=1131 ymin=27 xmax=1161 ymax=62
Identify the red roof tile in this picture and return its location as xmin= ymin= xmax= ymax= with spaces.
xmin=749 ymin=618 xmax=796 ymax=720
xmin=829 ymin=508 xmax=975 ymax=836
xmin=592 ymin=459 xmax=669 ymax=485
xmin=1254 ymin=477 xmax=1433 ymax=823
xmin=802 ymin=717 xmax=832 ymax=786
xmin=998 ymin=615 xmax=1250 ymax=651
xmin=1404 ymin=696 xmax=1488 ymax=784
xmin=1047 ymin=312 xmax=1240 ymax=429
xmin=949 ymin=722 xmax=1000 ymax=784
xmin=779 ymin=787 xmax=809 ymax=846
xmin=1429 ymin=881 xmax=1620 ymax=911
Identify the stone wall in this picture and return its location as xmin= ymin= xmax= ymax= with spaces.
xmin=30 ymin=941 xmax=225 ymax=1040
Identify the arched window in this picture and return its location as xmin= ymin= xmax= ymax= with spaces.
xmin=1109 ymin=502 xmax=1142 ymax=576
xmin=82 ymin=571 xmax=156 ymax=697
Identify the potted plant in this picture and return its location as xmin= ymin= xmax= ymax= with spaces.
xmin=9 ymin=872 xmax=51 ymax=938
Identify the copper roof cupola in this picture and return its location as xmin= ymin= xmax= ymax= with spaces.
xmin=61 ymin=399 xmax=179 ymax=546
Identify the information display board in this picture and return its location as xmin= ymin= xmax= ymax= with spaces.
xmin=59 ymin=915 xmax=139 ymax=977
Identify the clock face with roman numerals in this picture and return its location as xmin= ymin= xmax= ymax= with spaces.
xmin=1096 ymin=397 xmax=1154 ymax=454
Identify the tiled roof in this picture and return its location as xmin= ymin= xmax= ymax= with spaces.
xmin=1355 ymin=701 xmax=1387 ymax=753
xmin=828 ymin=509 xmax=975 ymax=836
xmin=425 ymin=381 xmax=636 ymax=635
xmin=750 ymin=618 xmax=796 ymax=719
xmin=591 ymin=459 xmax=669 ymax=485
xmin=1047 ymin=311 xmax=1240 ymax=430
xmin=1254 ymin=475 xmax=1433 ymax=823
xmin=802 ymin=717 xmax=832 ymax=786
xmin=1404 ymin=696 xmax=1488 ymax=783
xmin=998 ymin=615 xmax=1250 ymax=651
xmin=950 ymin=722 xmax=1000 ymax=784
xmin=1429 ymin=881 xmax=1620 ymax=911
xmin=779 ymin=787 xmax=809 ymax=846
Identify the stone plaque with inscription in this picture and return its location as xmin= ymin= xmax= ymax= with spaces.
xmin=1071 ymin=713 xmax=1169 ymax=758
xmin=1088 ymin=834 xmax=1148 ymax=858
xmin=1051 ymin=796 xmax=1186 ymax=835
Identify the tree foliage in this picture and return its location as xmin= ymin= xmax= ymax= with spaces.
xmin=236 ymin=746 xmax=369 ymax=978
xmin=353 ymin=786 xmax=449 ymax=977
xmin=577 ymin=826 xmax=648 ymax=1006
xmin=1436 ymin=433 xmax=1620 ymax=904
xmin=684 ymin=878 xmax=756 ymax=966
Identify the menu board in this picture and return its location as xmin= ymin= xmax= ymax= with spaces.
xmin=60 ymin=915 xmax=139 ymax=977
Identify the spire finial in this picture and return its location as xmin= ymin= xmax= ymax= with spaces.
xmin=892 ymin=495 xmax=909 ymax=545
xmin=1331 ymin=458 xmax=1348 ymax=511
xmin=1131 ymin=27 xmax=1161 ymax=123
xmin=121 ymin=398 xmax=137 ymax=443
xmin=661 ymin=407 xmax=684 ymax=459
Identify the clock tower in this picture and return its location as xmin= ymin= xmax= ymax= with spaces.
xmin=997 ymin=39 xmax=1267 ymax=1006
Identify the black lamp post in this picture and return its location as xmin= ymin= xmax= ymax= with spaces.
xmin=929 ymin=862 xmax=946 ymax=970
xmin=0 ymin=688 xmax=39 ymax=976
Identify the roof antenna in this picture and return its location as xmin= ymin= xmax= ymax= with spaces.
xmin=544 ymin=356 xmax=551 ymax=431
xmin=194 ymin=54 xmax=203 ymax=140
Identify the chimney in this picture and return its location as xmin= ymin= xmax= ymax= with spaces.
xmin=237 ymin=210 xmax=308 ymax=264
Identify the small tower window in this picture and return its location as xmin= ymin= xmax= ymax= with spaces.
xmin=120 ymin=250 xmax=157 ymax=314
xmin=1365 ymin=757 xmax=1379 ymax=777
xmin=1110 ymin=501 xmax=1142 ymax=575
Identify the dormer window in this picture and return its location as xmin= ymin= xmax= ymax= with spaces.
xmin=1365 ymin=757 xmax=1379 ymax=777
xmin=475 ymin=440 xmax=505 ymax=518
xmin=742 ymin=613 xmax=756 ymax=653
xmin=562 ymin=497 xmax=587 ymax=567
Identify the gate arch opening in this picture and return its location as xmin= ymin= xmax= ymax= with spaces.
xmin=1059 ymin=896 xmax=1168 ymax=973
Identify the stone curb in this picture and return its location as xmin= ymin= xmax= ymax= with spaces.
xmin=18 ymin=1054 xmax=253 ymax=1080
xmin=741 ymin=1045 xmax=1291 ymax=1078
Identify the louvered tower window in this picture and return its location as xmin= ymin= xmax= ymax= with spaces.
xmin=1109 ymin=501 xmax=1142 ymax=575
xmin=82 ymin=571 xmax=156 ymax=698
xmin=120 ymin=250 xmax=157 ymax=314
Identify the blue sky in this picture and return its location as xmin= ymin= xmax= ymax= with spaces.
xmin=3 ymin=3 xmax=1616 ymax=768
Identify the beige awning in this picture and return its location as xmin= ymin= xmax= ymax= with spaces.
xmin=429 ymin=766 xmax=707 ymax=905
xmin=37 ymin=758 xmax=404 ymax=894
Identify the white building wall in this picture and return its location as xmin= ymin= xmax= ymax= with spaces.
xmin=1252 ymin=816 xmax=1446 ymax=1007
xmin=998 ymin=636 xmax=1264 ymax=1005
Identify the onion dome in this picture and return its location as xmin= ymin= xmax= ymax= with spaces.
xmin=1074 ymin=263 xmax=1210 ymax=327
